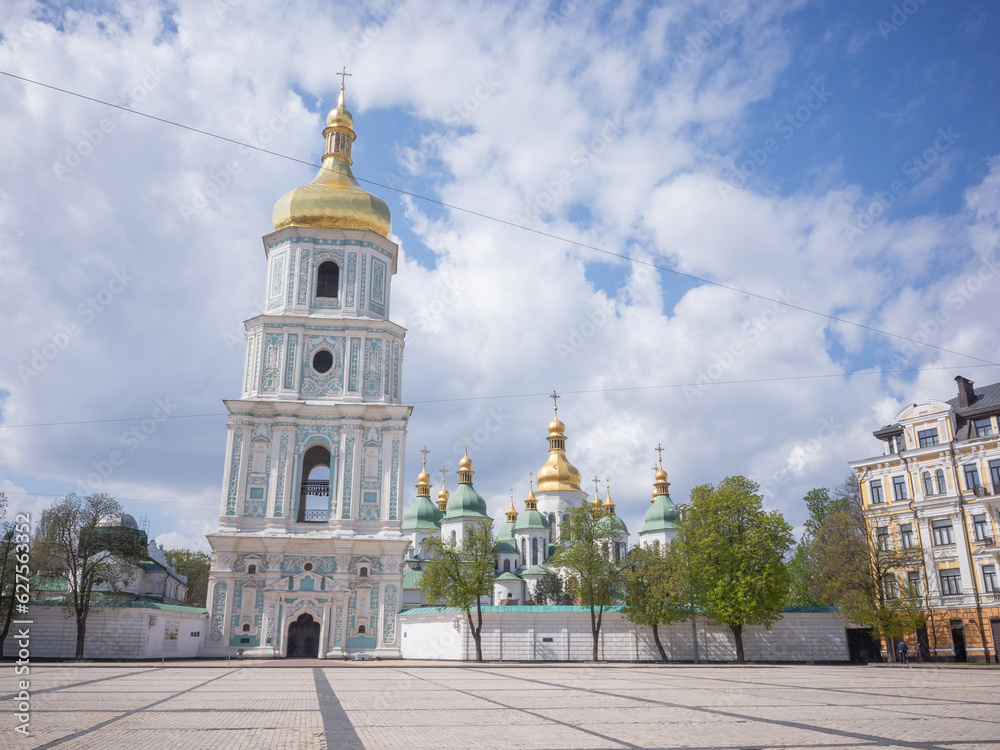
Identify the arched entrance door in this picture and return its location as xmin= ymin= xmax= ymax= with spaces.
xmin=286 ymin=613 xmax=321 ymax=658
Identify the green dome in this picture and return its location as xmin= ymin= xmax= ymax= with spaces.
xmin=513 ymin=509 xmax=549 ymax=531
xmin=639 ymin=493 xmax=679 ymax=534
xmin=597 ymin=513 xmax=629 ymax=535
xmin=443 ymin=482 xmax=490 ymax=520
xmin=497 ymin=540 xmax=518 ymax=555
xmin=401 ymin=495 xmax=443 ymax=531
xmin=520 ymin=565 xmax=550 ymax=577
xmin=495 ymin=571 xmax=524 ymax=581
xmin=498 ymin=520 xmax=516 ymax=541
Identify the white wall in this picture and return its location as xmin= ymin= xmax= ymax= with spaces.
xmin=2 ymin=603 xmax=207 ymax=660
xmin=398 ymin=609 xmax=849 ymax=662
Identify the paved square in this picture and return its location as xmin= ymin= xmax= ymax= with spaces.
xmin=5 ymin=663 xmax=1000 ymax=749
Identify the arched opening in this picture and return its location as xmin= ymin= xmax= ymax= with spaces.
xmin=247 ymin=564 xmax=256 ymax=575
xmin=548 ymin=513 xmax=557 ymax=543
xmin=358 ymin=624 xmax=366 ymax=635
xmin=359 ymin=567 xmax=368 ymax=578
xmin=503 ymin=559 xmax=511 ymax=573
xmin=316 ymin=261 xmax=339 ymax=298
xmin=286 ymin=613 xmax=320 ymax=658
xmin=242 ymin=623 xmax=251 ymax=632
xmin=299 ymin=445 xmax=331 ymax=522
xmin=531 ymin=537 xmax=539 ymax=566
xmin=936 ymin=469 xmax=946 ymax=495
xmin=923 ymin=472 xmax=933 ymax=496
xmin=520 ymin=538 xmax=527 ymax=561
xmin=451 ymin=530 xmax=457 ymax=545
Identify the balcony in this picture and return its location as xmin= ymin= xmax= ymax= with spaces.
xmin=299 ymin=481 xmax=330 ymax=523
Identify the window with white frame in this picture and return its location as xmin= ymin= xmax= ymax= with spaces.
xmin=906 ymin=571 xmax=922 ymax=597
xmin=973 ymin=418 xmax=994 ymax=437
xmin=876 ymin=526 xmax=891 ymax=551
xmin=869 ymin=480 xmax=884 ymax=504
xmin=931 ymin=519 xmax=955 ymax=546
xmin=922 ymin=472 xmax=934 ymax=496
xmin=973 ymin=514 xmax=989 ymax=542
xmin=918 ymin=428 xmax=939 ymax=447
xmin=983 ymin=565 xmax=998 ymax=593
xmin=939 ymin=569 xmax=962 ymax=596
xmin=888 ymin=434 xmax=904 ymax=454
xmin=892 ymin=476 xmax=907 ymax=501
xmin=900 ymin=523 xmax=915 ymax=549
xmin=882 ymin=574 xmax=899 ymax=598
xmin=964 ymin=464 xmax=981 ymax=490
xmin=935 ymin=469 xmax=947 ymax=495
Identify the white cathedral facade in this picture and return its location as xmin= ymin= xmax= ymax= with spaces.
xmin=202 ymin=81 xmax=681 ymax=659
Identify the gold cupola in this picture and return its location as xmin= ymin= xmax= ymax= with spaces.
xmin=535 ymin=397 xmax=583 ymax=493
xmin=603 ymin=484 xmax=617 ymax=515
xmin=505 ymin=494 xmax=519 ymax=523
xmin=416 ymin=448 xmax=431 ymax=498
xmin=272 ymin=74 xmax=391 ymax=236
xmin=437 ymin=466 xmax=450 ymax=512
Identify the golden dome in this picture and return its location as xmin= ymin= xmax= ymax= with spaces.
xmin=272 ymin=85 xmax=391 ymax=237
xmin=655 ymin=467 xmax=668 ymax=483
xmin=436 ymin=484 xmax=450 ymax=512
xmin=536 ymin=413 xmax=582 ymax=493
xmin=459 ymin=452 xmax=473 ymax=471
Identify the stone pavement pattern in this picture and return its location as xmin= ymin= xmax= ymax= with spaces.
xmin=5 ymin=663 xmax=1000 ymax=749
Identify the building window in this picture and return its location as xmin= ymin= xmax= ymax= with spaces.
xmin=359 ymin=567 xmax=368 ymax=578
xmin=531 ymin=537 xmax=539 ymax=566
xmin=503 ymin=559 xmax=510 ymax=573
xmin=973 ymin=514 xmax=989 ymax=542
xmin=907 ymin=571 xmax=922 ymax=597
xmin=892 ymin=476 xmax=907 ymax=501
xmin=303 ymin=562 xmax=313 ymax=571
xmin=900 ymin=524 xmax=914 ymax=549
xmin=869 ymin=481 xmax=884 ymax=505
xmin=876 ymin=526 xmax=891 ymax=551
xmin=922 ymin=472 xmax=934 ymax=496
xmin=313 ymin=349 xmax=333 ymax=374
xmin=358 ymin=625 xmax=366 ymax=634
xmin=973 ymin=418 xmax=994 ymax=437
xmin=247 ymin=564 xmax=256 ymax=575
xmin=991 ymin=460 xmax=1000 ymax=494
xmin=888 ymin=434 xmax=904 ymax=454
xmin=935 ymin=469 xmax=947 ymax=495
xmin=964 ymin=464 xmax=981 ymax=491
xmin=939 ymin=569 xmax=962 ymax=596
xmin=983 ymin=565 xmax=998 ymax=593
xmin=918 ymin=428 xmax=939 ymax=448
xmin=882 ymin=574 xmax=899 ymax=598
xmin=316 ymin=261 xmax=339 ymax=298
xmin=242 ymin=624 xmax=251 ymax=632
xmin=931 ymin=519 xmax=955 ymax=546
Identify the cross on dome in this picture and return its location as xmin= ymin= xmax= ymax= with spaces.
xmin=336 ymin=65 xmax=352 ymax=91
xmin=550 ymin=390 xmax=560 ymax=415
xmin=655 ymin=443 xmax=665 ymax=466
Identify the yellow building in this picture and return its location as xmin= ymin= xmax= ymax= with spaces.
xmin=849 ymin=376 xmax=1000 ymax=662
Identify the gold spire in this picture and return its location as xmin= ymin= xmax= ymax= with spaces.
xmin=437 ymin=465 xmax=450 ymax=511
xmin=506 ymin=490 xmax=519 ymax=523
xmin=524 ymin=477 xmax=539 ymax=511
xmin=458 ymin=450 xmax=474 ymax=484
xmin=653 ymin=445 xmax=670 ymax=498
xmin=416 ymin=446 xmax=431 ymax=497
xmin=536 ymin=394 xmax=582 ymax=493
xmin=272 ymin=69 xmax=391 ymax=236
xmin=603 ymin=482 xmax=616 ymax=515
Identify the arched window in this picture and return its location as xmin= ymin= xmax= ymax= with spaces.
xmin=503 ymin=559 xmax=511 ymax=573
xmin=242 ymin=623 xmax=250 ymax=632
xmin=247 ymin=564 xmax=256 ymax=575
xmin=936 ymin=469 xmax=946 ymax=495
xmin=451 ymin=530 xmax=457 ymax=544
xmin=317 ymin=261 xmax=339 ymax=298
xmin=531 ymin=538 xmax=539 ymax=566
xmin=300 ymin=445 xmax=331 ymax=522
xmin=520 ymin=538 xmax=527 ymax=561
xmin=358 ymin=624 xmax=366 ymax=634
xmin=359 ymin=567 xmax=368 ymax=578
xmin=548 ymin=513 xmax=557 ymax=543
xmin=923 ymin=472 xmax=934 ymax=496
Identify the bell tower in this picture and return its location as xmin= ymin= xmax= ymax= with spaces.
xmin=203 ymin=76 xmax=411 ymax=658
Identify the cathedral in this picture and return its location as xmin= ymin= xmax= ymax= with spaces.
xmin=202 ymin=79 xmax=679 ymax=659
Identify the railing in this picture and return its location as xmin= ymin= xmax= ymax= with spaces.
xmin=978 ymin=535 xmax=996 ymax=548
xmin=301 ymin=480 xmax=330 ymax=496
xmin=302 ymin=508 xmax=329 ymax=522
xmin=299 ymin=481 xmax=330 ymax=523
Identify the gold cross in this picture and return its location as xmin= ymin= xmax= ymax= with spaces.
xmin=420 ymin=445 xmax=430 ymax=460
xmin=655 ymin=443 xmax=665 ymax=466
xmin=462 ymin=431 xmax=471 ymax=451
xmin=593 ymin=476 xmax=601 ymax=495
xmin=439 ymin=465 xmax=448 ymax=486
xmin=336 ymin=65 xmax=352 ymax=90
xmin=529 ymin=472 xmax=534 ymax=489
xmin=550 ymin=390 xmax=560 ymax=414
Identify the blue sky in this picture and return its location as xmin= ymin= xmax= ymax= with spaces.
xmin=0 ymin=0 xmax=998 ymax=550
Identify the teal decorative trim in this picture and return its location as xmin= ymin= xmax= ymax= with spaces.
xmin=301 ymin=335 xmax=345 ymax=397
xmin=389 ymin=439 xmax=400 ymax=521
xmin=285 ymin=249 xmax=296 ymax=307
xmin=348 ymin=557 xmax=383 ymax=575
xmin=276 ymin=604 xmax=282 ymax=648
xmin=382 ymin=585 xmax=398 ymax=644
xmin=225 ymin=433 xmax=243 ymax=516
xmin=333 ymin=604 xmax=343 ymax=647
xmin=347 ymin=584 xmax=379 ymax=640
xmin=274 ymin=433 xmax=288 ymax=517
xmin=232 ymin=554 xmax=268 ymax=572
xmin=360 ymin=490 xmax=379 ymax=521
xmin=295 ymin=424 xmax=341 ymax=454
xmin=280 ymin=555 xmax=337 ymax=574
xmin=261 ymin=332 xmax=283 ymax=393
xmin=363 ymin=338 xmax=382 ymax=398
xmin=348 ymin=338 xmax=361 ymax=392
xmin=383 ymin=343 xmax=391 ymax=397
xmin=209 ymin=582 xmax=227 ymax=641
xmin=345 ymin=251 xmax=357 ymax=307
xmin=341 ymin=436 xmax=355 ymax=519
xmin=283 ymin=334 xmax=298 ymax=389
xmin=370 ymin=257 xmax=386 ymax=315
xmin=243 ymin=337 xmax=255 ymax=394
xmin=393 ymin=346 xmax=400 ymax=400
xmin=267 ymin=251 xmax=286 ymax=311
xmin=296 ymin=248 xmax=310 ymax=305
xmin=359 ymin=253 xmax=367 ymax=310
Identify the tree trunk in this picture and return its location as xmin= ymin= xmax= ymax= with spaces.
xmin=75 ymin=610 xmax=87 ymax=660
xmin=731 ymin=623 xmax=744 ymax=662
xmin=651 ymin=625 xmax=667 ymax=662
xmin=470 ymin=598 xmax=484 ymax=662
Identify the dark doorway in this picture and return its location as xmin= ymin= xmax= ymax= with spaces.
xmin=916 ymin=625 xmax=930 ymax=662
xmin=846 ymin=627 xmax=883 ymax=664
xmin=287 ymin=613 xmax=320 ymax=658
xmin=950 ymin=620 xmax=968 ymax=662
xmin=990 ymin=619 xmax=1000 ymax=664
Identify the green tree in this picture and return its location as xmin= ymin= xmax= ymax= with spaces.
xmin=0 ymin=492 xmax=20 ymax=659
xmin=162 ymin=548 xmax=210 ymax=606
xmin=533 ymin=572 xmax=570 ymax=605
xmin=788 ymin=487 xmax=849 ymax=606
xmin=418 ymin=519 xmax=498 ymax=662
xmin=621 ymin=543 xmax=688 ymax=661
xmin=679 ymin=476 xmax=794 ymax=662
xmin=548 ymin=500 xmax=624 ymax=661
xmin=34 ymin=494 xmax=147 ymax=659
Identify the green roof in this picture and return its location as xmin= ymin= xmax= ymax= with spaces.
xmin=639 ymin=493 xmax=680 ymax=534
xmin=497 ymin=520 xmax=516 ymax=541
xmin=403 ymin=567 xmax=424 ymax=589
xmin=495 ymin=572 xmax=523 ymax=581
xmin=513 ymin=509 xmax=549 ymax=531
xmin=597 ymin=513 xmax=629 ymax=535
xmin=443 ymin=482 xmax=490 ymax=520
xmin=401 ymin=495 xmax=443 ymax=531
xmin=497 ymin=540 xmax=518 ymax=555
xmin=30 ymin=599 xmax=207 ymax=614
xmin=520 ymin=565 xmax=550 ymax=576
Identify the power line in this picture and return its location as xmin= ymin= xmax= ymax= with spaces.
xmin=1 ymin=363 xmax=996 ymax=429
xmin=0 ymin=489 xmax=217 ymax=508
xmin=2 ymin=70 xmax=995 ymax=369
